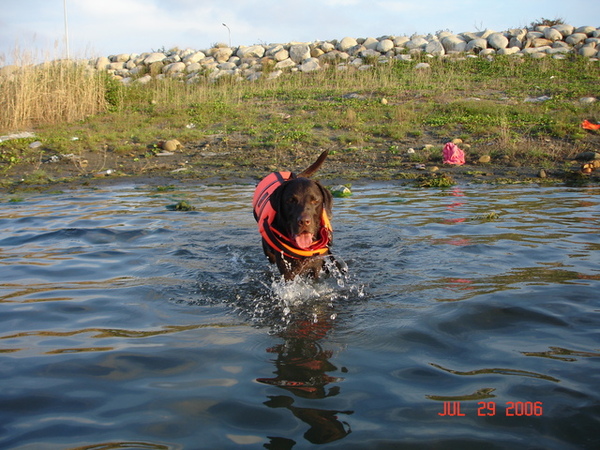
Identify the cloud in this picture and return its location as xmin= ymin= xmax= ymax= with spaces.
xmin=1 ymin=0 xmax=597 ymax=63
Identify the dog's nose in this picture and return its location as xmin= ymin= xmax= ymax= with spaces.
xmin=298 ymin=216 xmax=311 ymax=227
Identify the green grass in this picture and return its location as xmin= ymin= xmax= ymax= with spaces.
xmin=1 ymin=54 xmax=599 ymax=175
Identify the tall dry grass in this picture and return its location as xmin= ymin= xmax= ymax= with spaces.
xmin=0 ymin=60 xmax=107 ymax=132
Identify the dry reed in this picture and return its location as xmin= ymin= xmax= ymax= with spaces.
xmin=0 ymin=60 xmax=107 ymax=132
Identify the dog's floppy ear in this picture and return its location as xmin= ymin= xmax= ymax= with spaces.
xmin=318 ymin=182 xmax=333 ymax=216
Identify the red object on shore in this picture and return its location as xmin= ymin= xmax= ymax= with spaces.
xmin=443 ymin=142 xmax=466 ymax=165
xmin=582 ymin=120 xmax=600 ymax=131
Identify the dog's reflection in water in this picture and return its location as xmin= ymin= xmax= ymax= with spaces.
xmin=258 ymin=309 xmax=353 ymax=446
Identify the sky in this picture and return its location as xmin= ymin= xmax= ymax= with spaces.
xmin=1 ymin=0 xmax=598 ymax=64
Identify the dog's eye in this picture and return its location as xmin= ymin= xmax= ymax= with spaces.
xmin=287 ymin=197 xmax=297 ymax=204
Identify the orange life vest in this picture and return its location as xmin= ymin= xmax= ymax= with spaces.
xmin=253 ymin=171 xmax=332 ymax=259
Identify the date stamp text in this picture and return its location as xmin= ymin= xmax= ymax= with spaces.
xmin=438 ymin=401 xmax=543 ymax=417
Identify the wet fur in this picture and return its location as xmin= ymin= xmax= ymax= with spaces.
xmin=262 ymin=151 xmax=335 ymax=280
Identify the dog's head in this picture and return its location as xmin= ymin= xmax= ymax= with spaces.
xmin=270 ymin=177 xmax=333 ymax=250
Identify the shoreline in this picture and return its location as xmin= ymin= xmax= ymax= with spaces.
xmin=2 ymin=144 xmax=597 ymax=194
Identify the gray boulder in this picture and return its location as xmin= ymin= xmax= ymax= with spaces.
xmin=338 ymin=37 xmax=358 ymax=52
xmin=566 ymin=33 xmax=587 ymax=45
xmin=393 ymin=36 xmax=410 ymax=47
xmin=579 ymin=45 xmax=598 ymax=57
xmin=544 ymin=27 xmax=563 ymax=42
xmin=212 ymin=47 xmax=233 ymax=63
xmin=488 ymin=33 xmax=509 ymax=49
xmin=377 ymin=39 xmax=394 ymax=53
xmin=113 ymin=53 xmax=130 ymax=62
xmin=405 ymin=36 xmax=428 ymax=50
xmin=289 ymin=44 xmax=311 ymax=63
xmin=237 ymin=45 xmax=265 ymax=58
xmin=321 ymin=42 xmax=336 ymax=52
xmin=298 ymin=58 xmax=321 ymax=72
xmin=274 ymin=58 xmax=296 ymax=69
xmin=465 ymin=38 xmax=487 ymax=53
xmin=273 ymin=49 xmax=289 ymax=62
xmin=575 ymin=26 xmax=597 ymax=36
xmin=363 ymin=37 xmax=379 ymax=50
xmin=163 ymin=62 xmax=186 ymax=75
xmin=442 ymin=35 xmax=467 ymax=52
xmin=426 ymin=40 xmax=445 ymax=56
xmin=143 ymin=53 xmax=166 ymax=64
xmin=95 ymin=56 xmax=111 ymax=70
xmin=552 ymin=24 xmax=574 ymax=37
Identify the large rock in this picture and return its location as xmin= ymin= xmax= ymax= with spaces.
xmin=461 ymin=32 xmax=479 ymax=42
xmin=321 ymin=42 xmax=335 ymax=52
xmin=477 ymin=29 xmax=496 ymax=39
xmin=425 ymin=40 xmax=445 ymax=56
xmin=465 ymin=38 xmax=487 ymax=53
xmin=377 ymin=39 xmax=394 ymax=53
xmin=237 ymin=45 xmax=265 ymax=58
xmin=213 ymin=47 xmax=233 ymax=63
xmin=531 ymin=37 xmax=553 ymax=48
xmin=218 ymin=62 xmax=237 ymax=70
xmin=442 ymin=35 xmax=467 ymax=52
xmin=405 ymin=36 xmax=428 ymax=50
xmin=393 ymin=36 xmax=410 ymax=47
xmin=108 ymin=62 xmax=125 ymax=71
xmin=289 ymin=44 xmax=311 ymax=63
xmin=112 ymin=53 xmax=130 ymax=62
xmin=265 ymin=44 xmax=283 ymax=55
xmin=579 ymin=45 xmax=598 ymax=57
xmin=310 ymin=47 xmax=324 ymax=58
xmin=298 ymin=58 xmax=320 ymax=72
xmin=509 ymin=37 xmax=524 ymax=49
xmin=274 ymin=58 xmax=296 ymax=69
xmin=143 ymin=52 xmax=166 ymax=64
xmin=507 ymin=28 xmax=527 ymax=40
xmin=575 ymin=26 xmax=597 ymax=36
xmin=363 ymin=37 xmax=379 ymax=50
xmin=497 ymin=47 xmax=520 ymax=55
xmin=273 ymin=49 xmax=289 ymax=61
xmin=544 ymin=27 xmax=563 ymax=42
xmin=95 ymin=56 xmax=111 ymax=70
xmin=338 ymin=37 xmax=358 ymax=52
xmin=319 ymin=50 xmax=347 ymax=63
xmin=488 ymin=33 xmax=509 ymax=49
xmin=566 ymin=33 xmax=588 ymax=45
xmin=347 ymin=44 xmax=366 ymax=56
xmin=163 ymin=62 xmax=186 ymax=75
xmin=186 ymin=62 xmax=202 ymax=73
xmin=552 ymin=24 xmax=574 ymax=37
xmin=265 ymin=45 xmax=289 ymax=61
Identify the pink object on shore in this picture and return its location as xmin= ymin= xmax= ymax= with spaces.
xmin=443 ymin=142 xmax=466 ymax=165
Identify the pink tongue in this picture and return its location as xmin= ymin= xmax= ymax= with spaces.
xmin=294 ymin=233 xmax=314 ymax=249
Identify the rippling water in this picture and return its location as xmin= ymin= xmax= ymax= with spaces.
xmin=1 ymin=182 xmax=598 ymax=449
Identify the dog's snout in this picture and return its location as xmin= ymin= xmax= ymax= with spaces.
xmin=298 ymin=215 xmax=312 ymax=227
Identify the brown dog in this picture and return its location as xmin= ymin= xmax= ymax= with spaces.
xmin=253 ymin=151 xmax=337 ymax=280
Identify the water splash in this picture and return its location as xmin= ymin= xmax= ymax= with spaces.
xmin=223 ymin=256 xmax=364 ymax=333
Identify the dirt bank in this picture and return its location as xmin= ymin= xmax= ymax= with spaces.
xmin=2 ymin=136 xmax=599 ymax=193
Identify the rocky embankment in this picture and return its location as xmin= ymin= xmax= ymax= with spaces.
xmin=84 ymin=24 xmax=600 ymax=84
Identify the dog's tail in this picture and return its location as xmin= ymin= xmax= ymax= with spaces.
xmin=297 ymin=150 xmax=329 ymax=178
